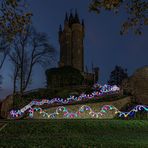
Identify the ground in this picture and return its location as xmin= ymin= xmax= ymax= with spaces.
xmin=0 ymin=119 xmax=148 ymax=147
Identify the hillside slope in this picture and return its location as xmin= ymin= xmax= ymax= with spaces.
xmin=33 ymin=96 xmax=131 ymax=119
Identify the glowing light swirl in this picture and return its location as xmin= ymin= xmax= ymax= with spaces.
xmin=30 ymin=105 xmax=148 ymax=119
xmin=10 ymin=84 xmax=120 ymax=118
xmin=29 ymin=105 xmax=117 ymax=119
xmin=117 ymin=105 xmax=148 ymax=117
xmin=93 ymin=84 xmax=120 ymax=93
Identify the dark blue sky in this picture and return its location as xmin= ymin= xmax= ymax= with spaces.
xmin=0 ymin=0 xmax=148 ymax=99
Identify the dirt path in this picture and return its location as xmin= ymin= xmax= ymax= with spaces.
xmin=0 ymin=123 xmax=8 ymax=132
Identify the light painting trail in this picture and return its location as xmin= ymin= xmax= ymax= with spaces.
xmin=10 ymin=84 xmax=120 ymax=118
xmin=9 ymin=84 xmax=148 ymax=119
xmin=31 ymin=105 xmax=148 ymax=119
xmin=10 ymin=105 xmax=148 ymax=119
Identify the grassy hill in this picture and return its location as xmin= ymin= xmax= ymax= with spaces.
xmin=0 ymin=119 xmax=148 ymax=147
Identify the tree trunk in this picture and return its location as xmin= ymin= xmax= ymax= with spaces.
xmin=20 ymin=42 xmax=25 ymax=96
xmin=13 ymin=65 xmax=19 ymax=94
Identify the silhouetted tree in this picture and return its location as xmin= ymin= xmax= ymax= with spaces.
xmin=9 ymin=25 xmax=55 ymax=95
xmin=89 ymin=0 xmax=148 ymax=34
xmin=0 ymin=33 xmax=10 ymax=86
xmin=0 ymin=34 xmax=10 ymax=69
xmin=108 ymin=65 xmax=128 ymax=86
xmin=0 ymin=0 xmax=32 ymax=87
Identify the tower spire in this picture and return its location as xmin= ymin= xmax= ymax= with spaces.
xmin=74 ymin=9 xmax=80 ymax=23
xmin=69 ymin=10 xmax=74 ymax=26
xmin=64 ymin=12 xmax=68 ymax=24
xmin=59 ymin=24 xmax=62 ymax=31
xmin=82 ymin=19 xmax=84 ymax=27
xmin=59 ymin=24 xmax=62 ymax=32
xmin=69 ymin=10 xmax=73 ymax=19
xmin=59 ymin=24 xmax=62 ymax=37
xmin=59 ymin=11 xmax=85 ymax=72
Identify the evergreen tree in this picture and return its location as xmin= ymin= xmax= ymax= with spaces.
xmin=108 ymin=65 xmax=128 ymax=86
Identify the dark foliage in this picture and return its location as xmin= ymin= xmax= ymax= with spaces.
xmin=108 ymin=65 xmax=128 ymax=86
xmin=0 ymin=0 xmax=32 ymax=42
xmin=89 ymin=0 xmax=148 ymax=34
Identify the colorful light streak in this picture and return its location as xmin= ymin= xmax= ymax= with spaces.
xmin=9 ymin=83 xmax=148 ymax=119
xmin=10 ymin=84 xmax=120 ymax=118
xmin=93 ymin=84 xmax=120 ymax=93
xmin=10 ymin=105 xmax=148 ymax=119
xmin=30 ymin=105 xmax=148 ymax=119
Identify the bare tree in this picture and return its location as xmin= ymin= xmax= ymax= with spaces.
xmin=0 ymin=0 xmax=32 ymax=87
xmin=11 ymin=56 xmax=19 ymax=94
xmin=0 ymin=0 xmax=32 ymax=61
xmin=0 ymin=34 xmax=10 ymax=69
xmin=0 ymin=34 xmax=10 ymax=85
xmin=9 ymin=26 xmax=55 ymax=95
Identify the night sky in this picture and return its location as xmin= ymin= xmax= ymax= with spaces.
xmin=0 ymin=0 xmax=148 ymax=99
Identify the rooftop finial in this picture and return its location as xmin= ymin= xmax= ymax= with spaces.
xmin=74 ymin=9 xmax=80 ymax=23
xmin=75 ymin=9 xmax=78 ymax=16
xmin=82 ymin=19 xmax=84 ymax=27
xmin=59 ymin=24 xmax=62 ymax=32
xmin=69 ymin=9 xmax=73 ymax=18
xmin=64 ymin=12 xmax=68 ymax=23
xmin=69 ymin=9 xmax=74 ymax=26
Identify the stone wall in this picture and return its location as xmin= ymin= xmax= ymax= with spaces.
xmin=0 ymin=95 xmax=13 ymax=119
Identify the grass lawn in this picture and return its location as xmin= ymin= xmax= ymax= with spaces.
xmin=0 ymin=119 xmax=148 ymax=148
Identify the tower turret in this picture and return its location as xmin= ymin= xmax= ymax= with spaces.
xmin=69 ymin=12 xmax=74 ymax=26
xmin=59 ymin=11 xmax=84 ymax=72
xmin=81 ymin=19 xmax=85 ymax=37
xmin=74 ymin=9 xmax=80 ymax=23
xmin=64 ymin=12 xmax=68 ymax=24
xmin=82 ymin=19 xmax=84 ymax=27
xmin=93 ymin=67 xmax=99 ymax=83
xmin=58 ymin=24 xmax=62 ymax=37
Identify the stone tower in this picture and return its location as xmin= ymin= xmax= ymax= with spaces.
xmin=93 ymin=67 xmax=99 ymax=83
xmin=59 ymin=11 xmax=84 ymax=72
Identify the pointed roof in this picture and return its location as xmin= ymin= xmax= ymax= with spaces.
xmin=69 ymin=11 xmax=74 ymax=19
xmin=59 ymin=24 xmax=62 ymax=32
xmin=63 ymin=10 xmax=83 ymax=27
xmin=74 ymin=9 xmax=80 ymax=23
xmin=69 ymin=11 xmax=74 ymax=26
xmin=82 ymin=19 xmax=84 ymax=27
xmin=64 ymin=12 xmax=68 ymax=24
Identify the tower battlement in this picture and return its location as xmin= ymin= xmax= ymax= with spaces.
xmin=59 ymin=11 xmax=84 ymax=72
